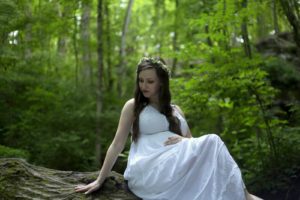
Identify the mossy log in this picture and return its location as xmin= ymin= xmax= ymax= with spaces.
xmin=0 ymin=158 xmax=140 ymax=200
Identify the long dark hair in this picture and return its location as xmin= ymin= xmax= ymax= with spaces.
xmin=132 ymin=57 xmax=182 ymax=142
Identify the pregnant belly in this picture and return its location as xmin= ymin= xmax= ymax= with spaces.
xmin=138 ymin=131 xmax=178 ymax=150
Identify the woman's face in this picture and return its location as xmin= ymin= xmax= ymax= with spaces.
xmin=138 ymin=68 xmax=161 ymax=100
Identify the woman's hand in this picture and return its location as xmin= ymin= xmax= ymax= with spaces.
xmin=75 ymin=178 xmax=104 ymax=195
xmin=164 ymin=136 xmax=183 ymax=146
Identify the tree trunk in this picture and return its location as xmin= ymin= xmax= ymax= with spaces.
xmin=73 ymin=11 xmax=79 ymax=88
xmin=221 ymin=0 xmax=229 ymax=51
xmin=117 ymin=0 xmax=134 ymax=97
xmin=56 ymin=2 xmax=67 ymax=73
xmin=241 ymin=0 xmax=252 ymax=59
xmin=24 ymin=3 xmax=32 ymax=60
xmin=80 ymin=0 xmax=93 ymax=88
xmin=205 ymin=25 xmax=213 ymax=47
xmin=96 ymin=0 xmax=104 ymax=165
xmin=272 ymin=0 xmax=280 ymax=34
xmin=104 ymin=0 xmax=113 ymax=91
xmin=152 ymin=0 xmax=164 ymax=55
xmin=278 ymin=0 xmax=300 ymax=48
xmin=0 ymin=158 xmax=140 ymax=200
xmin=256 ymin=4 xmax=267 ymax=39
xmin=205 ymin=24 xmax=215 ymax=63
xmin=171 ymin=0 xmax=179 ymax=77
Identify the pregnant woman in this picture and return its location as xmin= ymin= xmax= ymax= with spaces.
xmin=75 ymin=57 xmax=262 ymax=200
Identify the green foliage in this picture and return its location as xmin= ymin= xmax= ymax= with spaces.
xmin=0 ymin=145 xmax=29 ymax=159
xmin=0 ymin=0 xmax=299 ymax=197
xmin=0 ymin=0 xmax=18 ymax=33
xmin=172 ymin=44 xmax=299 ymax=193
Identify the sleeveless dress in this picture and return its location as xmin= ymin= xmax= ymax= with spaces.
xmin=124 ymin=104 xmax=246 ymax=200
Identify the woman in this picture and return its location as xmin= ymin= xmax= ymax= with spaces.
xmin=75 ymin=57 xmax=262 ymax=200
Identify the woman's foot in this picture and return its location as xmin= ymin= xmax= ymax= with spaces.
xmin=245 ymin=190 xmax=263 ymax=200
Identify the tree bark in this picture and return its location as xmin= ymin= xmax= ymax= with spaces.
xmin=96 ymin=0 xmax=104 ymax=165
xmin=256 ymin=3 xmax=267 ymax=39
xmin=205 ymin=24 xmax=215 ymax=63
xmin=80 ymin=0 xmax=93 ymax=88
xmin=56 ymin=2 xmax=68 ymax=73
xmin=73 ymin=11 xmax=79 ymax=88
xmin=152 ymin=0 xmax=165 ymax=55
xmin=240 ymin=0 xmax=252 ymax=59
xmin=171 ymin=0 xmax=179 ymax=77
xmin=104 ymin=0 xmax=113 ymax=91
xmin=221 ymin=0 xmax=229 ymax=51
xmin=24 ymin=3 xmax=32 ymax=60
xmin=0 ymin=158 xmax=140 ymax=200
xmin=272 ymin=0 xmax=279 ymax=34
xmin=117 ymin=0 xmax=134 ymax=97
xmin=278 ymin=0 xmax=300 ymax=48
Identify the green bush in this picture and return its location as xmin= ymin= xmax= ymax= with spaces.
xmin=0 ymin=145 xmax=29 ymax=159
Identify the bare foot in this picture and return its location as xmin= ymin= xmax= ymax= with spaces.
xmin=246 ymin=192 xmax=264 ymax=200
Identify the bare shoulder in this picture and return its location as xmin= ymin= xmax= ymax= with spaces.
xmin=125 ymin=98 xmax=134 ymax=107
xmin=122 ymin=98 xmax=135 ymax=112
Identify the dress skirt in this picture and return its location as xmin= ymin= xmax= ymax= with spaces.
xmin=124 ymin=132 xmax=246 ymax=200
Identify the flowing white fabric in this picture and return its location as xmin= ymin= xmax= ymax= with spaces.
xmin=124 ymin=105 xmax=246 ymax=200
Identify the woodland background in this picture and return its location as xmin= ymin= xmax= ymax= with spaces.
xmin=0 ymin=0 xmax=300 ymax=199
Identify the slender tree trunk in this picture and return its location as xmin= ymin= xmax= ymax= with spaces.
xmin=80 ymin=0 xmax=93 ymax=88
xmin=117 ymin=0 xmax=134 ymax=97
xmin=205 ymin=25 xmax=213 ymax=47
xmin=56 ymin=2 xmax=67 ymax=73
xmin=104 ymin=0 xmax=113 ymax=91
xmin=221 ymin=0 xmax=229 ymax=50
xmin=171 ymin=0 xmax=179 ymax=77
xmin=248 ymin=87 xmax=278 ymax=159
xmin=272 ymin=0 xmax=280 ymax=34
xmin=205 ymin=25 xmax=215 ymax=63
xmin=241 ymin=0 xmax=252 ymax=59
xmin=56 ymin=2 xmax=66 ymax=55
xmin=278 ymin=0 xmax=300 ymax=48
xmin=96 ymin=0 xmax=104 ymax=164
xmin=256 ymin=4 xmax=267 ymax=39
xmin=24 ymin=3 xmax=32 ymax=60
xmin=73 ymin=12 xmax=79 ymax=88
xmin=152 ymin=0 xmax=164 ymax=55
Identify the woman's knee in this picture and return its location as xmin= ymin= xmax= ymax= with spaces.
xmin=208 ymin=133 xmax=222 ymax=143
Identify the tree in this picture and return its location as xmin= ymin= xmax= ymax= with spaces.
xmin=272 ymin=0 xmax=280 ymax=34
xmin=240 ymin=0 xmax=252 ymax=59
xmin=96 ymin=0 xmax=104 ymax=164
xmin=104 ymin=0 xmax=113 ymax=91
xmin=171 ymin=0 xmax=179 ymax=76
xmin=117 ymin=0 xmax=134 ymax=97
xmin=80 ymin=0 xmax=93 ymax=88
xmin=278 ymin=0 xmax=300 ymax=48
xmin=0 ymin=158 xmax=139 ymax=200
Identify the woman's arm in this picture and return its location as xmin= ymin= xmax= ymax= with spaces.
xmin=164 ymin=105 xmax=192 ymax=146
xmin=75 ymin=98 xmax=135 ymax=194
xmin=174 ymin=105 xmax=192 ymax=138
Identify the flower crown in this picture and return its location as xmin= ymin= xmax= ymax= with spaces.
xmin=138 ymin=57 xmax=171 ymax=75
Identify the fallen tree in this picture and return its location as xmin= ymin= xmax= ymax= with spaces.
xmin=0 ymin=158 xmax=140 ymax=200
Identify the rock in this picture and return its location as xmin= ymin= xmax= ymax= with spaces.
xmin=0 ymin=158 xmax=140 ymax=200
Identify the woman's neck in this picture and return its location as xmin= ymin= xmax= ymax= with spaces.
xmin=148 ymin=96 xmax=160 ymax=108
xmin=149 ymin=97 xmax=159 ymax=105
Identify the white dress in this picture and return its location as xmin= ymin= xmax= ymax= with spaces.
xmin=124 ymin=105 xmax=246 ymax=200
